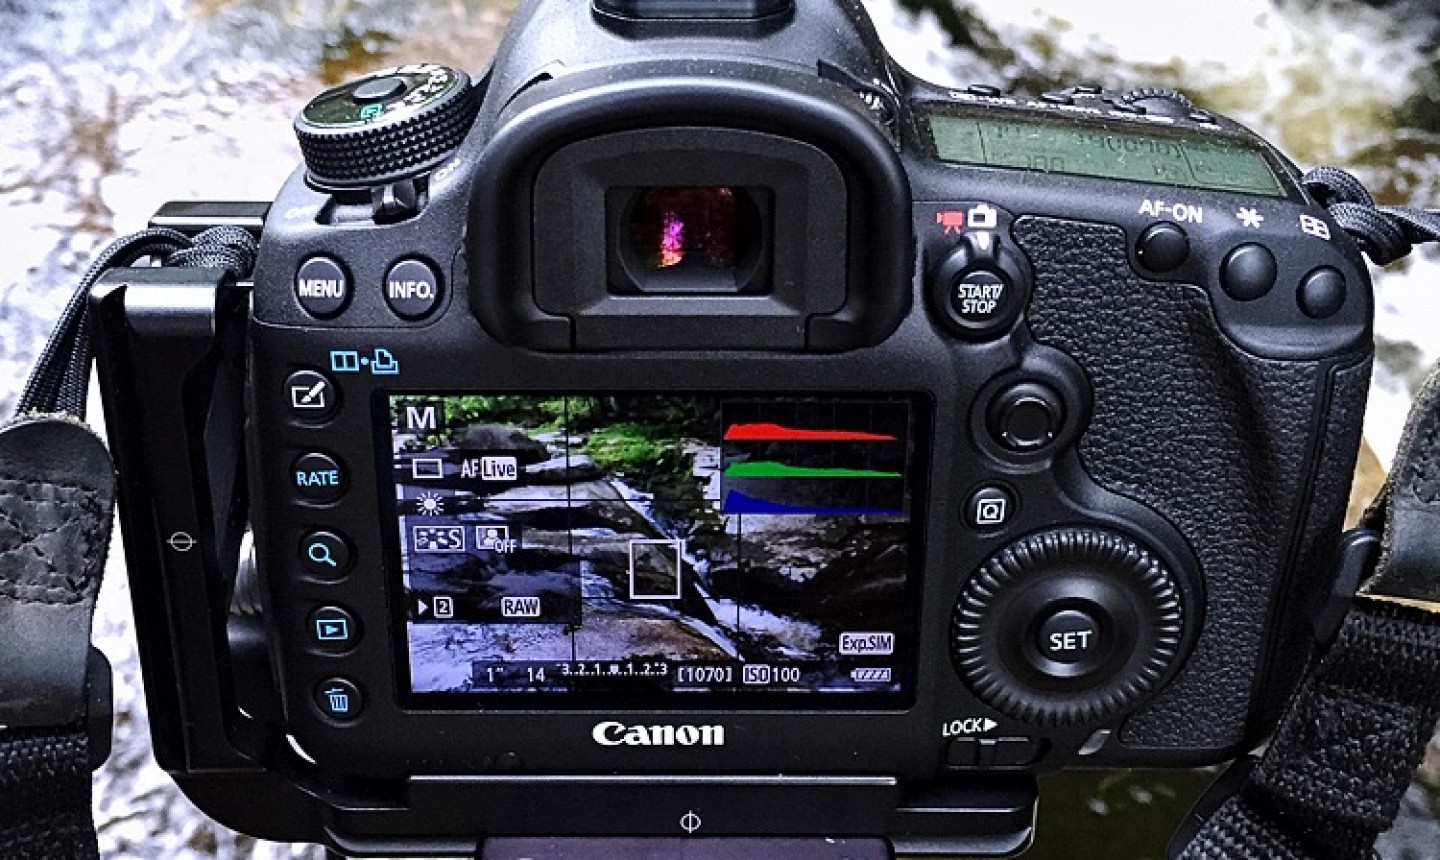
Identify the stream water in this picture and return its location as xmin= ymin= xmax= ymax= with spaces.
xmin=1 ymin=1 xmax=1437 ymax=858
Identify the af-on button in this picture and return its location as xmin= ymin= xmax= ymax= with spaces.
xmin=1136 ymin=222 xmax=1190 ymax=273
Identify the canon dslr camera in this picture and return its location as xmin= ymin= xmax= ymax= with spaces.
xmin=90 ymin=0 xmax=1374 ymax=854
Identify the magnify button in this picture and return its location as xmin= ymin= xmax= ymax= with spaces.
xmin=301 ymin=530 xmax=352 ymax=579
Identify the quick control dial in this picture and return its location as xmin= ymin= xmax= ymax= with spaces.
xmin=950 ymin=527 xmax=1185 ymax=727
xmin=294 ymin=64 xmax=479 ymax=188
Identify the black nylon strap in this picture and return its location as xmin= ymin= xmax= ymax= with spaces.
xmin=1179 ymin=601 xmax=1440 ymax=860
xmin=0 ymin=728 xmax=98 ymax=860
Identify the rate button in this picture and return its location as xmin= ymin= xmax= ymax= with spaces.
xmin=292 ymin=452 xmax=347 ymax=503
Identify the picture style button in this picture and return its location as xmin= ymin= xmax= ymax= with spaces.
xmin=309 ymin=606 xmax=360 ymax=652
xmin=315 ymin=678 xmax=363 ymax=721
xmin=295 ymin=257 xmax=350 ymax=318
xmin=966 ymin=485 xmax=1016 ymax=531
xmin=292 ymin=452 xmax=347 ymax=503
xmin=285 ymin=369 xmax=338 ymax=423
xmin=300 ymin=530 xmax=353 ymax=579
xmin=385 ymin=258 xmax=442 ymax=319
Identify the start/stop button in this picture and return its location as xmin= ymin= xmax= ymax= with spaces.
xmin=929 ymin=221 xmax=1033 ymax=340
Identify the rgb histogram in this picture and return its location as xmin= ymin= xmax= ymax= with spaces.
xmin=720 ymin=401 xmax=909 ymax=517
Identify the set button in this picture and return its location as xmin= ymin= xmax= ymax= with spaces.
xmin=1037 ymin=607 xmax=1103 ymax=665
xmin=292 ymin=452 xmax=347 ymax=503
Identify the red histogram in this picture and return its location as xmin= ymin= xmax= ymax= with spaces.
xmin=723 ymin=422 xmax=897 ymax=443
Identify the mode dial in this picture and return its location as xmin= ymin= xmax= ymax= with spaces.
xmin=295 ymin=64 xmax=479 ymax=189
xmin=950 ymin=527 xmax=1185 ymax=728
xmin=1120 ymin=88 xmax=1195 ymax=119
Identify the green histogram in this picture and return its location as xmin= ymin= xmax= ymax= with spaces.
xmin=723 ymin=461 xmax=901 ymax=479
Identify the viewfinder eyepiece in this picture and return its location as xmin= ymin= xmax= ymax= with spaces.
xmin=614 ymin=186 xmax=769 ymax=294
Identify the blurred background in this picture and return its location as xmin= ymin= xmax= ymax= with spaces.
xmin=0 ymin=1 xmax=1437 ymax=858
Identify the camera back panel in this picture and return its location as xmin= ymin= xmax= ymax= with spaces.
xmin=98 ymin=0 xmax=1375 ymax=849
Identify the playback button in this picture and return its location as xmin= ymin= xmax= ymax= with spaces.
xmin=309 ymin=605 xmax=360 ymax=652
xmin=285 ymin=370 xmax=338 ymax=423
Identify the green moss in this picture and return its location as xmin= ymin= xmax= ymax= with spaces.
xmin=581 ymin=421 xmax=698 ymax=499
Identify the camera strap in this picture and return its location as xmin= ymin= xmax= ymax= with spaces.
xmin=0 ymin=227 xmax=256 ymax=860
xmin=0 ymin=171 xmax=1438 ymax=860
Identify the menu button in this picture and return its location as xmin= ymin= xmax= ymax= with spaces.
xmin=295 ymin=257 xmax=350 ymax=318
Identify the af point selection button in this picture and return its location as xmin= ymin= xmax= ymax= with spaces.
xmin=292 ymin=452 xmax=347 ymax=503
xmin=385 ymin=258 xmax=442 ymax=320
xmin=301 ymin=530 xmax=353 ymax=579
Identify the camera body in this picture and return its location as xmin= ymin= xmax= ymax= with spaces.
xmin=92 ymin=0 xmax=1373 ymax=854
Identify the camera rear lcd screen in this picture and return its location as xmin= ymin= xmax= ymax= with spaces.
xmin=927 ymin=108 xmax=1287 ymax=197
xmin=383 ymin=394 xmax=922 ymax=706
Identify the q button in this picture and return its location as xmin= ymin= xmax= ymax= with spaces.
xmin=301 ymin=530 xmax=353 ymax=580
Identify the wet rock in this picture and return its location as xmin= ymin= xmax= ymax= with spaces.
xmin=455 ymin=424 xmax=551 ymax=463
xmin=525 ymin=453 xmax=603 ymax=483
